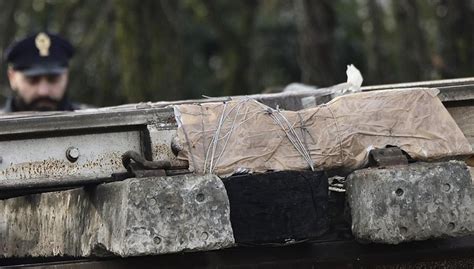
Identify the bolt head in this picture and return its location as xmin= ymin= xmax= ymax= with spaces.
xmin=66 ymin=147 xmax=80 ymax=162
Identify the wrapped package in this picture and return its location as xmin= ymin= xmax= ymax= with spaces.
xmin=174 ymin=88 xmax=472 ymax=177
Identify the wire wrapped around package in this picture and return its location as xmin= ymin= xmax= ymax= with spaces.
xmin=173 ymin=88 xmax=472 ymax=177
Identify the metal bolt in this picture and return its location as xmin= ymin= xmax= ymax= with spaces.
xmin=66 ymin=147 xmax=80 ymax=162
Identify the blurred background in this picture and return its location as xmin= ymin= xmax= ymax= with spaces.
xmin=0 ymin=0 xmax=472 ymax=107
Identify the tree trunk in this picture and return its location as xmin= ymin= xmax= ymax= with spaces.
xmin=436 ymin=0 xmax=474 ymax=78
xmin=393 ymin=0 xmax=430 ymax=82
xmin=295 ymin=0 xmax=337 ymax=87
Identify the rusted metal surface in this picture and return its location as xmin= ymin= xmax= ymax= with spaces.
xmin=122 ymin=150 xmax=171 ymax=170
xmin=0 ymin=110 xmax=189 ymax=193
xmin=146 ymin=125 xmax=189 ymax=169
xmin=0 ymin=176 xmax=115 ymax=199
xmin=121 ymin=150 xmax=171 ymax=177
xmin=0 ymin=131 xmax=141 ymax=182
xmin=368 ymin=147 xmax=409 ymax=167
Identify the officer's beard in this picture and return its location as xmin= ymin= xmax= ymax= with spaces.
xmin=13 ymin=95 xmax=65 ymax=112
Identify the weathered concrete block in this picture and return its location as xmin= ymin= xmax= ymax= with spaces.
xmin=0 ymin=174 xmax=234 ymax=258
xmin=346 ymin=161 xmax=474 ymax=244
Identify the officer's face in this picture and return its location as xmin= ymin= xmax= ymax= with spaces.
xmin=8 ymin=68 xmax=69 ymax=111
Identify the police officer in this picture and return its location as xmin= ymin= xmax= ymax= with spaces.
xmin=2 ymin=32 xmax=80 ymax=112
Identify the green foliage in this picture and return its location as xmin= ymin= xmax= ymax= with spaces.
xmin=0 ymin=0 xmax=472 ymax=106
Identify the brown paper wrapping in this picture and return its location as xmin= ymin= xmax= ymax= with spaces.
xmin=174 ymin=88 xmax=472 ymax=176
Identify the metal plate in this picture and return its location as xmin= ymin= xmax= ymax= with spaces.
xmin=0 ymin=131 xmax=142 ymax=181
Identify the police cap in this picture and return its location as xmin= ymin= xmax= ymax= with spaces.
xmin=4 ymin=32 xmax=74 ymax=76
